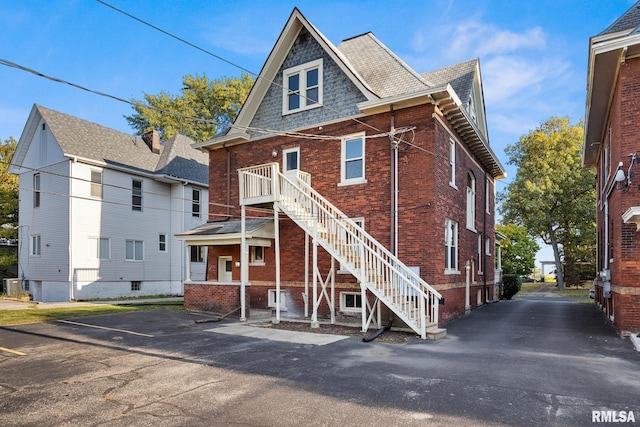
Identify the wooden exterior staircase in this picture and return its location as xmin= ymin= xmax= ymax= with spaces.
xmin=239 ymin=163 xmax=445 ymax=339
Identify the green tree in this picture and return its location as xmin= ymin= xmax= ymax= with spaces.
xmin=0 ymin=137 xmax=18 ymax=239
xmin=496 ymin=223 xmax=539 ymax=276
xmin=125 ymin=72 xmax=254 ymax=142
xmin=498 ymin=117 xmax=595 ymax=290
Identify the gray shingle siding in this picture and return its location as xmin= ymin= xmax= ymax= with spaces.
xmin=249 ymin=28 xmax=366 ymax=136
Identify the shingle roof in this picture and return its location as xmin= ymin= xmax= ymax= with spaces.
xmin=600 ymin=0 xmax=640 ymax=35
xmin=36 ymin=105 xmax=208 ymax=184
xmin=421 ymin=59 xmax=478 ymax=105
xmin=178 ymin=219 xmax=272 ymax=236
xmin=337 ymin=32 xmax=433 ymax=98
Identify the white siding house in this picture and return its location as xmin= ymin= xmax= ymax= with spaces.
xmin=9 ymin=105 xmax=209 ymax=301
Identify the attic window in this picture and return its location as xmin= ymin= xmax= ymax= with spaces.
xmin=282 ymin=59 xmax=323 ymax=115
xmin=468 ymin=96 xmax=476 ymax=123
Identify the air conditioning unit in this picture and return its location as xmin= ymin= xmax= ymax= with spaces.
xmin=3 ymin=278 xmax=22 ymax=296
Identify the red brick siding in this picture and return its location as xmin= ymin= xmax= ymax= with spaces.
xmin=202 ymin=105 xmax=497 ymax=324
xmin=594 ymin=56 xmax=640 ymax=334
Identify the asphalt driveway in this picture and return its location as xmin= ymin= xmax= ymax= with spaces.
xmin=1 ymin=294 xmax=639 ymax=426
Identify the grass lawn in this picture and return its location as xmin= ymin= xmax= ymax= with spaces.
xmin=0 ymin=301 xmax=183 ymax=326
xmin=518 ymin=281 xmax=591 ymax=299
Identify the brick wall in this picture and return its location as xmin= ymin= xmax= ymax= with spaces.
xmin=184 ymin=282 xmax=249 ymax=317
xmin=205 ymin=103 xmax=497 ymax=324
xmin=595 ymin=56 xmax=640 ymax=334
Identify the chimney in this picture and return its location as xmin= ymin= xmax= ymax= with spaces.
xmin=142 ymin=129 xmax=161 ymax=154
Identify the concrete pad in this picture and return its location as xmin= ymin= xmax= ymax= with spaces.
xmin=206 ymin=323 xmax=349 ymax=345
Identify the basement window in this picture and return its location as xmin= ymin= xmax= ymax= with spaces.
xmin=340 ymin=292 xmax=362 ymax=312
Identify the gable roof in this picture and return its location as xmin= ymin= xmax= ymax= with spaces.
xmin=10 ymin=104 xmax=208 ymax=185
xmin=338 ymin=32 xmax=433 ymax=98
xmin=195 ymin=8 xmax=504 ymax=178
xmin=600 ymin=1 xmax=640 ymax=35
xmin=584 ymin=2 xmax=640 ymax=167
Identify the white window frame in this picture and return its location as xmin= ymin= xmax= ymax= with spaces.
xmin=478 ymin=234 xmax=483 ymax=275
xmin=485 ymin=176 xmax=490 ymax=214
xmin=485 ymin=236 xmax=492 ymax=257
xmin=282 ymin=59 xmax=323 ymax=115
xmin=159 ymin=234 xmax=167 ymax=253
xmin=466 ymin=172 xmax=476 ymax=231
xmin=30 ymin=234 xmax=41 ymax=257
xmin=268 ymin=289 xmax=287 ymax=310
xmin=340 ymin=292 xmax=362 ymax=313
xmin=250 ymin=246 xmax=265 ymax=266
xmin=445 ymin=219 xmax=458 ymax=273
xmin=132 ymin=179 xmax=142 ymax=211
xmin=90 ymin=169 xmax=103 ymax=199
xmin=192 ymin=188 xmax=201 ymax=218
xmin=89 ymin=237 xmax=110 ymax=260
xmin=339 ymin=132 xmax=366 ymax=186
xmin=339 ymin=218 xmax=364 ymax=273
xmin=283 ymin=147 xmax=300 ymax=174
xmin=125 ymin=240 xmax=144 ymax=261
xmin=33 ymin=173 xmax=41 ymax=208
xmin=449 ymin=139 xmax=457 ymax=188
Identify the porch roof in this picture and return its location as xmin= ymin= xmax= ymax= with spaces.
xmin=176 ymin=219 xmax=274 ymax=246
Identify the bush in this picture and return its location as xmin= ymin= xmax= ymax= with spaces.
xmin=502 ymin=274 xmax=522 ymax=300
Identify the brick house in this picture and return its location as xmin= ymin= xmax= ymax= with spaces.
xmin=178 ymin=8 xmax=505 ymax=338
xmin=584 ymin=1 xmax=640 ymax=336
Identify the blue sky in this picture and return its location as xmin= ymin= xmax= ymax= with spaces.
xmin=1 ymin=0 xmax=637 ymax=264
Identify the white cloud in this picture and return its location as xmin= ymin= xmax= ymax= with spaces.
xmin=482 ymin=55 xmax=570 ymax=104
xmin=449 ymin=20 xmax=546 ymax=58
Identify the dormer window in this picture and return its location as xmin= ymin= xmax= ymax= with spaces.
xmin=468 ymin=95 xmax=477 ymax=123
xmin=282 ymin=59 xmax=323 ymax=115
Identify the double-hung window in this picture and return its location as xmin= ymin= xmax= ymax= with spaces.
xmin=33 ymin=173 xmax=41 ymax=208
xmin=192 ymin=189 xmax=201 ymax=218
xmin=90 ymin=237 xmax=110 ymax=260
xmin=340 ymin=133 xmax=366 ymax=185
xmin=91 ymin=170 xmax=103 ymax=198
xmin=445 ymin=219 xmax=458 ymax=273
xmin=449 ymin=139 xmax=456 ymax=187
xmin=466 ymin=172 xmax=476 ymax=231
xmin=125 ymin=240 xmax=144 ymax=261
xmin=159 ymin=234 xmax=167 ymax=252
xmin=282 ymin=59 xmax=323 ymax=114
xmin=31 ymin=235 xmax=41 ymax=256
xmin=132 ymin=179 xmax=142 ymax=211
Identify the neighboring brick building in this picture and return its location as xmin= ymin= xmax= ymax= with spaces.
xmin=584 ymin=1 xmax=640 ymax=336
xmin=179 ymin=8 xmax=505 ymax=337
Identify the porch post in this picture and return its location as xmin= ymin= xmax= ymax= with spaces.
xmin=274 ymin=205 xmax=281 ymax=324
xmin=304 ymin=232 xmax=309 ymax=318
xmin=185 ymin=244 xmax=191 ymax=282
xmin=240 ymin=205 xmax=248 ymax=322
xmin=330 ymin=256 xmax=335 ymax=324
xmin=311 ymin=239 xmax=319 ymax=328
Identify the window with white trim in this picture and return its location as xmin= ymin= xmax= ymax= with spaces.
xmin=283 ymin=147 xmax=300 ymax=174
xmin=485 ymin=236 xmax=491 ymax=256
xmin=89 ymin=237 xmax=110 ymax=260
xmin=445 ymin=219 xmax=458 ymax=272
xmin=250 ymin=246 xmax=265 ymax=265
xmin=159 ymin=234 xmax=167 ymax=252
xmin=466 ymin=172 xmax=476 ymax=231
xmin=33 ymin=173 xmax=40 ymax=208
xmin=340 ymin=292 xmax=362 ymax=312
xmin=340 ymin=133 xmax=366 ymax=185
xmin=282 ymin=59 xmax=323 ymax=114
xmin=132 ymin=179 xmax=142 ymax=211
xmin=268 ymin=289 xmax=286 ymax=309
xmin=192 ymin=189 xmax=201 ymax=218
xmin=449 ymin=139 xmax=456 ymax=187
xmin=91 ymin=169 xmax=103 ymax=198
xmin=478 ymin=234 xmax=483 ymax=275
xmin=485 ymin=176 xmax=490 ymax=214
xmin=31 ymin=234 xmax=41 ymax=256
xmin=125 ymin=240 xmax=144 ymax=261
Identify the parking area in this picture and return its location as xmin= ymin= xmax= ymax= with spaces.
xmin=1 ymin=297 xmax=640 ymax=426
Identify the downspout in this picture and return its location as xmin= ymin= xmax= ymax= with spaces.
xmin=483 ymin=172 xmax=487 ymax=304
xmin=226 ymin=143 xmax=231 ymax=218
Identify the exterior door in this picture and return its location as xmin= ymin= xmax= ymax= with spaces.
xmin=283 ymin=147 xmax=300 ymax=178
xmin=218 ymin=256 xmax=233 ymax=282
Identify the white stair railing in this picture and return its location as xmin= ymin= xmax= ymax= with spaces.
xmin=238 ymin=163 xmax=443 ymax=339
